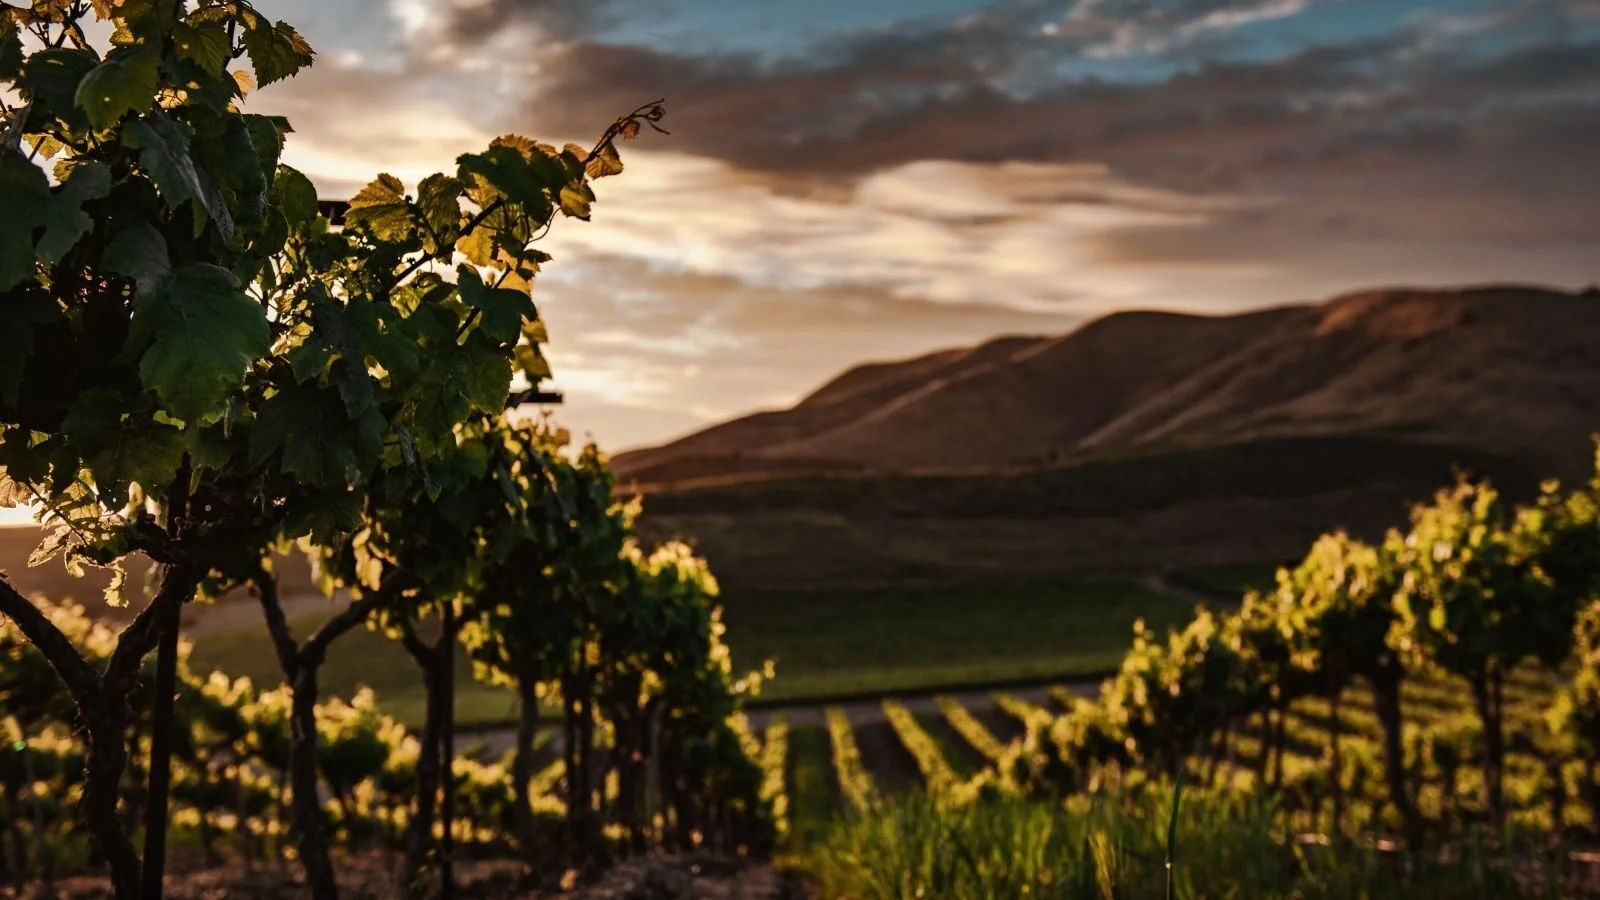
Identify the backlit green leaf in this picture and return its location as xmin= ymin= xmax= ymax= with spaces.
xmin=585 ymin=142 xmax=623 ymax=179
xmin=346 ymin=173 xmax=415 ymax=243
xmin=64 ymin=391 xmax=184 ymax=505
xmin=271 ymin=164 xmax=318 ymax=228
xmin=408 ymin=344 xmax=512 ymax=456
xmin=0 ymin=149 xmax=51 ymax=289
xmin=102 ymin=222 xmax=172 ymax=297
xmin=73 ymin=44 xmax=159 ymax=129
xmin=417 ymin=173 xmax=464 ymax=254
xmin=36 ymin=161 xmax=111 ymax=262
xmin=242 ymin=19 xmax=314 ymax=87
xmin=514 ymin=344 xmax=551 ymax=381
xmin=124 ymin=110 xmax=230 ymax=238
xmin=248 ymin=381 xmax=385 ymax=484
xmin=124 ymin=263 xmax=270 ymax=423
xmin=457 ymin=265 xmax=534 ymax=344
xmin=0 ymin=19 xmax=23 ymax=81
xmin=172 ymin=20 xmax=231 ymax=76
xmin=20 ymin=49 xmax=98 ymax=130
xmin=559 ymin=182 xmax=595 ymax=220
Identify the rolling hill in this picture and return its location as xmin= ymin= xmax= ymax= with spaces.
xmin=614 ymin=284 xmax=1600 ymax=486
xmin=618 ymin=284 xmax=1600 ymax=589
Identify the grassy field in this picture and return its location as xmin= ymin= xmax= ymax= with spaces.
xmin=759 ymin=667 xmax=1596 ymax=896
xmin=1167 ymin=561 xmax=1286 ymax=597
xmin=185 ymin=578 xmax=1197 ymax=726
xmin=635 ymin=436 xmax=1549 ymax=592
xmin=718 ymin=579 xmax=1197 ymax=703
xmin=186 ymin=614 xmax=533 ymax=728
xmin=638 ymin=435 xmax=1542 ymax=520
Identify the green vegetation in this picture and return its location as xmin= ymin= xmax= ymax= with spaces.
xmin=1167 ymin=562 xmax=1284 ymax=598
xmin=187 ymin=576 xmax=1191 ymax=716
xmin=786 ymin=452 xmax=1600 ymax=895
xmin=938 ymin=695 xmax=1011 ymax=766
xmin=719 ymin=579 xmax=1194 ymax=703
xmin=186 ymin=613 xmax=530 ymax=729
xmin=786 ymin=725 xmax=835 ymax=849
xmin=0 ymin=2 xmax=775 ymax=896
xmin=642 ymin=434 xmax=1542 ymax=519
xmin=807 ymin=785 xmax=1583 ymax=898
xmin=826 ymin=708 xmax=875 ymax=813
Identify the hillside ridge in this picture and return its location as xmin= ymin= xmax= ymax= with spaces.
xmin=613 ymin=284 xmax=1598 ymax=486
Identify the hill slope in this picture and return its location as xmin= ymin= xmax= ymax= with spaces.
xmin=614 ymin=285 xmax=1600 ymax=485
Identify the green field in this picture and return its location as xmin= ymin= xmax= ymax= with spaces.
xmin=1168 ymin=561 xmax=1285 ymax=597
xmin=187 ymin=615 xmax=532 ymax=728
xmin=187 ymin=578 xmax=1198 ymax=726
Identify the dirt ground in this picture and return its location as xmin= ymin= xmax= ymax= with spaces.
xmin=0 ymin=854 xmax=813 ymax=900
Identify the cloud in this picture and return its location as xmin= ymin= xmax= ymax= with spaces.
xmin=526 ymin=255 xmax=1087 ymax=448
xmin=232 ymin=0 xmax=1599 ymax=452
xmin=531 ymin=151 xmax=1275 ymax=310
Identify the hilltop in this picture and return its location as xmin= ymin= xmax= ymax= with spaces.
xmin=617 ymin=285 xmax=1600 ymax=588
xmin=615 ymin=285 xmax=1600 ymax=485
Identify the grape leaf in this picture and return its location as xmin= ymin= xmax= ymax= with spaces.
xmin=124 ymin=110 xmax=231 ymax=238
xmin=0 ymin=291 xmax=61 ymax=406
xmin=457 ymin=265 xmax=534 ymax=344
xmin=248 ymin=381 xmax=385 ymax=484
xmin=585 ymin=142 xmax=623 ymax=179
xmin=242 ymin=19 xmax=314 ymax=87
xmin=192 ymin=113 xmax=267 ymax=225
xmin=172 ymin=21 xmax=231 ymax=76
xmin=0 ymin=149 xmax=52 ymax=289
xmin=244 ymin=114 xmax=291 ymax=186
xmin=20 ymin=49 xmax=98 ymax=130
xmin=63 ymin=391 xmax=184 ymax=504
xmin=0 ymin=19 xmax=22 ymax=81
xmin=416 ymin=173 xmax=464 ymax=254
xmin=408 ymin=344 xmax=512 ymax=456
xmin=514 ymin=344 xmax=551 ymax=381
xmin=123 ymin=263 xmax=270 ymax=423
xmin=271 ymin=164 xmax=318 ymax=228
xmin=36 ymin=161 xmax=111 ymax=262
xmin=73 ymin=44 xmax=159 ymax=129
xmin=457 ymin=143 xmax=559 ymax=219
xmin=346 ymin=173 xmax=415 ymax=243
xmin=559 ymin=182 xmax=595 ymax=220
xmin=102 ymin=222 xmax=172 ymax=297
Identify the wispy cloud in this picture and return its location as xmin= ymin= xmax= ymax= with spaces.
xmin=241 ymin=0 xmax=1599 ymax=450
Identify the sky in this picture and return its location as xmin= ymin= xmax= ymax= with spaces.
xmin=214 ymin=0 xmax=1600 ymax=453
xmin=5 ymin=0 xmax=1600 ymax=529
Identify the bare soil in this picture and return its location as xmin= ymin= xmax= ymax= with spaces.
xmin=1 ymin=855 xmax=812 ymax=900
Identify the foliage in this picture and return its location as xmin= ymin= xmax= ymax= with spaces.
xmin=0 ymin=0 xmax=658 ymax=892
xmin=807 ymin=783 xmax=1576 ymax=899
xmin=937 ymin=695 xmax=1010 ymax=766
xmin=826 ymin=707 xmax=875 ymax=815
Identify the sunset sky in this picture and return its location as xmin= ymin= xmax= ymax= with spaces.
xmin=224 ymin=0 xmax=1600 ymax=452
xmin=5 ymin=0 xmax=1599 ymax=500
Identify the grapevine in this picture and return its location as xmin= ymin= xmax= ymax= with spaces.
xmin=825 ymin=708 xmax=875 ymax=814
xmin=938 ymin=696 xmax=1012 ymax=766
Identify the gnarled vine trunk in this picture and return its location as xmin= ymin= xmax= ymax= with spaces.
xmin=1470 ymin=666 xmax=1507 ymax=831
xmin=257 ymin=570 xmax=412 ymax=900
xmin=1369 ymin=667 xmax=1424 ymax=851
xmin=1 ymin=561 xmax=202 ymax=900
xmin=512 ymin=677 xmax=540 ymax=856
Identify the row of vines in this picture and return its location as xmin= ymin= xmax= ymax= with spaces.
xmin=0 ymin=2 xmax=771 ymax=899
xmin=777 ymin=451 xmax=1600 ymax=868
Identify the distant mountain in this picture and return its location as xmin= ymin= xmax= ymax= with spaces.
xmin=614 ymin=285 xmax=1600 ymax=486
